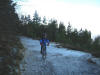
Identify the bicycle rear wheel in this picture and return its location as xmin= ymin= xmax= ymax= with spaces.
xmin=42 ymin=45 xmax=46 ymax=60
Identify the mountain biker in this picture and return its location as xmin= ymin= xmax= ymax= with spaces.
xmin=40 ymin=33 xmax=49 ymax=54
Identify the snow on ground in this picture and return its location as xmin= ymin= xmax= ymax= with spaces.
xmin=21 ymin=36 xmax=92 ymax=59
xmin=20 ymin=36 xmax=100 ymax=75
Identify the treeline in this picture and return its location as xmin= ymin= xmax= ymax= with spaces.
xmin=0 ymin=0 xmax=24 ymax=75
xmin=20 ymin=11 xmax=100 ymax=57
xmin=1 ymin=0 xmax=99 ymax=75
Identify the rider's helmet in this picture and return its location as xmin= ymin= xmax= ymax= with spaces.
xmin=42 ymin=32 xmax=47 ymax=39
xmin=41 ymin=26 xmax=47 ymax=39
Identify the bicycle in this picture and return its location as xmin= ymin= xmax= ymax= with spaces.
xmin=41 ymin=44 xmax=46 ymax=60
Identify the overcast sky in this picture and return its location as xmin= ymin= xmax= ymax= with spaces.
xmin=14 ymin=0 xmax=100 ymax=38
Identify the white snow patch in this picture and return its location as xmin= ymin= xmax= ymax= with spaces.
xmin=20 ymin=36 xmax=92 ymax=60
xmin=91 ymin=58 xmax=100 ymax=66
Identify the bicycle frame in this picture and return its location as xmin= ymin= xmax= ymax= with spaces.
xmin=41 ymin=45 xmax=46 ymax=60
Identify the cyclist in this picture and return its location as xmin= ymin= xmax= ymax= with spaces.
xmin=40 ymin=33 xmax=49 ymax=54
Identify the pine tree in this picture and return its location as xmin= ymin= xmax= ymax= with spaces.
xmin=66 ymin=22 xmax=72 ymax=43
xmin=0 ymin=0 xmax=21 ymax=75
xmin=47 ymin=19 xmax=58 ymax=41
xmin=57 ymin=22 xmax=66 ymax=42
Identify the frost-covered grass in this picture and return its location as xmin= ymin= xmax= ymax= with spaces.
xmin=0 ymin=35 xmax=24 ymax=75
xmin=56 ymin=42 xmax=100 ymax=58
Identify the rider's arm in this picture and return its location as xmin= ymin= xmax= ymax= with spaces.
xmin=40 ymin=40 xmax=42 ymax=45
xmin=47 ymin=40 xmax=49 ymax=46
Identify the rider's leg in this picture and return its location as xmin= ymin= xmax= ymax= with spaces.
xmin=41 ymin=46 xmax=43 ymax=54
xmin=45 ymin=46 xmax=47 ymax=55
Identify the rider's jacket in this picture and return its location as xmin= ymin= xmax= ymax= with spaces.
xmin=40 ymin=38 xmax=49 ymax=46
